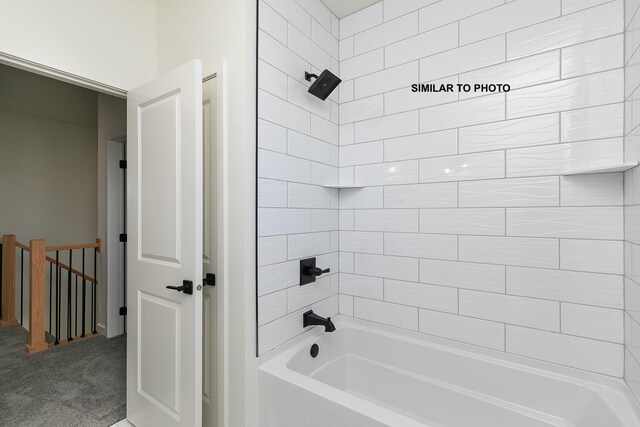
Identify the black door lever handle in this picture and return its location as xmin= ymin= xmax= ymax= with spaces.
xmin=203 ymin=273 xmax=216 ymax=287
xmin=166 ymin=280 xmax=193 ymax=295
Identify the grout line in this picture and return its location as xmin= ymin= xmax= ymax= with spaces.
xmin=626 ymin=1 xmax=640 ymax=32
xmin=504 ymin=323 xmax=507 ymax=352
xmin=559 ymin=301 xmax=562 ymax=333
xmin=261 ymin=203 xmax=625 ymax=214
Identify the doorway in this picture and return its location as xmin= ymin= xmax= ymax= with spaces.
xmin=0 ymin=59 xmax=221 ymax=427
xmin=0 ymin=62 xmax=128 ymax=426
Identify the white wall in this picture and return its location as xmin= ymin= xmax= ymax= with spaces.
xmin=0 ymin=83 xmax=98 ymax=244
xmin=257 ymin=0 xmax=627 ymax=377
xmin=624 ymin=0 xmax=640 ymax=402
xmin=257 ymin=0 xmax=341 ymax=355
xmin=0 ymin=0 xmax=157 ymax=91
xmin=157 ymin=0 xmax=218 ymax=78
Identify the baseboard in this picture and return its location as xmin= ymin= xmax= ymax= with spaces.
xmin=97 ymin=323 xmax=107 ymax=336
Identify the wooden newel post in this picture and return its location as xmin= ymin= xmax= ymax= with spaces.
xmin=0 ymin=235 xmax=17 ymax=327
xmin=26 ymin=239 xmax=48 ymax=354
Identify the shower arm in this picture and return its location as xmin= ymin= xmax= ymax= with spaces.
xmin=305 ymin=72 xmax=319 ymax=82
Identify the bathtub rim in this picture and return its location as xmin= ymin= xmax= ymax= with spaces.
xmin=259 ymin=315 xmax=640 ymax=426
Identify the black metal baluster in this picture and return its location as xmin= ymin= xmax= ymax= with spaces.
xmin=67 ymin=250 xmax=73 ymax=341
xmin=20 ymin=248 xmax=23 ymax=325
xmin=48 ymin=262 xmax=52 ymax=333
xmin=54 ymin=250 xmax=60 ymax=345
xmin=92 ymin=248 xmax=97 ymax=334
xmin=59 ymin=254 xmax=62 ymax=343
xmin=75 ymin=275 xmax=78 ymax=338
xmin=0 ymin=243 xmax=3 ymax=319
xmin=81 ymin=249 xmax=86 ymax=338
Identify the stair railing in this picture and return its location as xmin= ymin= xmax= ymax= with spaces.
xmin=45 ymin=240 xmax=101 ymax=346
xmin=0 ymin=234 xmax=101 ymax=355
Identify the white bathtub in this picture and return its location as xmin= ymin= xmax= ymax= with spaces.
xmin=258 ymin=317 xmax=640 ymax=427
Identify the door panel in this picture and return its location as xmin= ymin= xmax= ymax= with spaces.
xmin=203 ymin=98 xmax=213 ymax=266
xmin=139 ymin=93 xmax=181 ymax=264
xmin=127 ymin=59 xmax=203 ymax=427
xmin=139 ymin=293 xmax=179 ymax=413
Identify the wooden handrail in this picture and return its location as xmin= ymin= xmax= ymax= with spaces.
xmin=46 ymin=238 xmax=101 ymax=253
xmin=13 ymin=240 xmax=103 ymax=254
xmin=6 ymin=239 xmax=96 ymax=282
xmin=2 ymin=235 xmax=98 ymax=283
xmin=45 ymin=255 xmax=96 ymax=284
xmin=15 ymin=241 xmax=30 ymax=252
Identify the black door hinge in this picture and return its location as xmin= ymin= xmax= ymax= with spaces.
xmin=119 ymin=233 xmax=127 ymax=243
xmin=119 ymin=306 xmax=127 ymax=316
xmin=119 ymin=160 xmax=127 ymax=169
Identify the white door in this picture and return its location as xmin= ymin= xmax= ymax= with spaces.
xmin=126 ymin=59 xmax=204 ymax=427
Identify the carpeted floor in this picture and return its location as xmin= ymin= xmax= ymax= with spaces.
xmin=0 ymin=326 xmax=126 ymax=427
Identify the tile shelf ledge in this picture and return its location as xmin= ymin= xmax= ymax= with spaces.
xmin=562 ymin=162 xmax=639 ymax=176
xmin=322 ymin=184 xmax=364 ymax=189
xmin=320 ymin=163 xmax=640 ymax=186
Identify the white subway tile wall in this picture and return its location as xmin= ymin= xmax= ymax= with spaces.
xmin=258 ymin=0 xmax=628 ymax=378
xmin=625 ymin=0 xmax=640 ymax=401
xmin=258 ymin=0 xmax=340 ymax=354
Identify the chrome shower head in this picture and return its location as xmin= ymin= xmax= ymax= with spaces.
xmin=305 ymin=70 xmax=341 ymax=101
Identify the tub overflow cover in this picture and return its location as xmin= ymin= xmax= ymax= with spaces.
xmin=310 ymin=343 xmax=319 ymax=358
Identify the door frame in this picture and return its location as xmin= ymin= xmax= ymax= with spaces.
xmin=0 ymin=52 xmax=127 ymax=98
xmin=104 ymin=136 xmax=127 ymax=337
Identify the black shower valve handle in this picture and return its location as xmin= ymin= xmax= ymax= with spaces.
xmin=300 ymin=257 xmax=332 ymax=285
xmin=308 ymin=266 xmax=330 ymax=277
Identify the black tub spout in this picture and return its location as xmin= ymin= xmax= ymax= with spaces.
xmin=303 ymin=310 xmax=336 ymax=332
